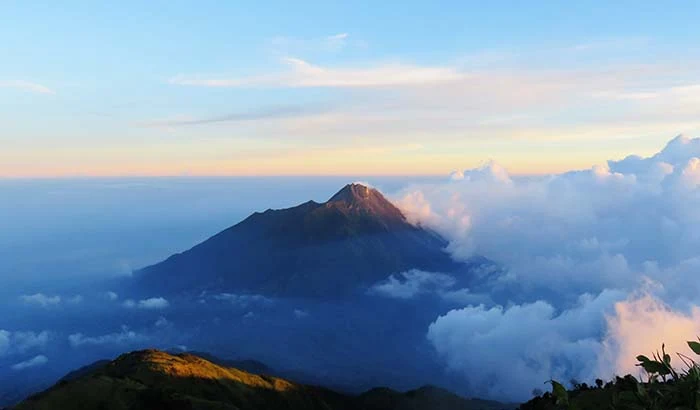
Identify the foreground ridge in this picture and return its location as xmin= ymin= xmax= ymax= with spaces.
xmin=16 ymin=349 xmax=515 ymax=410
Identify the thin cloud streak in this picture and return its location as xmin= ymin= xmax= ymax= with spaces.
xmin=0 ymin=80 xmax=54 ymax=94
xmin=169 ymin=58 xmax=465 ymax=89
xmin=139 ymin=104 xmax=332 ymax=127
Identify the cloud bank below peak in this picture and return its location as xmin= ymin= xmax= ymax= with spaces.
xmin=393 ymin=135 xmax=700 ymax=400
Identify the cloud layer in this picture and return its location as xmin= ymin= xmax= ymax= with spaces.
xmin=396 ymin=135 xmax=700 ymax=400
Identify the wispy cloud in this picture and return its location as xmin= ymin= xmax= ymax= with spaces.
xmin=269 ymin=32 xmax=351 ymax=54
xmin=325 ymin=32 xmax=349 ymax=51
xmin=20 ymin=293 xmax=61 ymax=307
xmin=68 ymin=326 xmax=147 ymax=347
xmin=139 ymin=104 xmax=330 ymax=127
xmin=11 ymin=355 xmax=48 ymax=370
xmin=0 ymin=80 xmax=54 ymax=94
xmin=169 ymin=57 xmax=464 ymax=89
xmin=0 ymin=330 xmax=50 ymax=356
xmin=122 ymin=297 xmax=169 ymax=309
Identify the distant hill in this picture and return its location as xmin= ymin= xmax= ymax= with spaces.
xmin=358 ymin=386 xmax=516 ymax=410
xmin=15 ymin=350 xmax=516 ymax=410
xmin=135 ymin=183 xmax=462 ymax=297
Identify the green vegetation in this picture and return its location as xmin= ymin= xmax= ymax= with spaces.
xmin=522 ymin=339 xmax=700 ymax=410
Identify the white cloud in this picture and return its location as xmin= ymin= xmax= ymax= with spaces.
xmin=154 ymin=316 xmax=170 ymax=328
xmin=67 ymin=295 xmax=83 ymax=304
xmin=169 ymin=58 xmax=464 ymax=89
xmin=68 ymin=326 xmax=147 ymax=347
xmin=137 ymin=297 xmax=169 ymax=309
xmin=20 ymin=293 xmax=61 ymax=307
xmin=0 ymin=330 xmax=50 ymax=356
xmin=105 ymin=291 xmax=119 ymax=301
xmin=0 ymin=80 xmax=54 ymax=94
xmin=399 ymin=135 xmax=700 ymax=400
xmin=269 ymin=32 xmax=351 ymax=54
xmin=397 ymin=136 xmax=700 ymax=298
xmin=325 ymin=33 xmax=349 ymax=51
xmin=212 ymin=293 xmax=272 ymax=307
xmin=123 ymin=297 xmax=169 ymax=309
xmin=11 ymin=355 xmax=48 ymax=371
xmin=327 ymin=33 xmax=348 ymax=40
xmin=12 ymin=331 xmax=50 ymax=353
xmin=293 ymin=309 xmax=309 ymax=319
xmin=428 ymin=290 xmax=625 ymax=400
xmin=602 ymin=292 xmax=700 ymax=379
xmin=368 ymin=269 xmax=457 ymax=299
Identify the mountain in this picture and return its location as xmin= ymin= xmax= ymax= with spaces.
xmin=15 ymin=350 xmax=515 ymax=410
xmin=14 ymin=349 xmax=351 ymax=410
xmin=136 ymin=183 xmax=461 ymax=297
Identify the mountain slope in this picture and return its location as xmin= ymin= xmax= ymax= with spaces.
xmin=136 ymin=183 xmax=460 ymax=297
xmin=15 ymin=349 xmax=353 ymax=410
xmin=15 ymin=350 xmax=516 ymax=410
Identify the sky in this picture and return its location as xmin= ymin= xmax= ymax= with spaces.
xmin=2 ymin=1 xmax=700 ymax=177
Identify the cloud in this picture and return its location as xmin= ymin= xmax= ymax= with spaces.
xmin=20 ymin=293 xmax=61 ymax=307
xmin=105 ymin=291 xmax=119 ymax=301
xmin=368 ymin=269 xmax=457 ymax=299
xmin=293 ymin=309 xmax=309 ymax=319
xmin=137 ymin=297 xmax=169 ymax=309
xmin=169 ymin=58 xmax=464 ymax=89
xmin=397 ymin=135 xmax=700 ymax=400
xmin=12 ymin=331 xmax=50 ymax=353
xmin=140 ymin=104 xmax=329 ymax=127
xmin=0 ymin=330 xmax=50 ymax=357
xmin=67 ymin=295 xmax=83 ymax=304
xmin=0 ymin=80 xmax=54 ymax=94
xmin=123 ymin=297 xmax=169 ymax=309
xmin=602 ymin=292 xmax=700 ymax=378
xmin=11 ymin=355 xmax=48 ymax=371
xmin=212 ymin=293 xmax=272 ymax=307
xmin=427 ymin=290 xmax=625 ymax=400
xmin=397 ymin=135 xmax=700 ymax=300
xmin=269 ymin=32 xmax=351 ymax=54
xmin=324 ymin=33 xmax=349 ymax=51
xmin=0 ymin=331 xmax=8 ymax=356
xmin=154 ymin=316 xmax=170 ymax=328
xmin=68 ymin=326 xmax=147 ymax=347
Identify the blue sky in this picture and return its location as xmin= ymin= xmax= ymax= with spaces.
xmin=2 ymin=1 xmax=700 ymax=176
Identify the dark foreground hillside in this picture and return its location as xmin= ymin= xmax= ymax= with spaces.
xmin=15 ymin=350 xmax=515 ymax=410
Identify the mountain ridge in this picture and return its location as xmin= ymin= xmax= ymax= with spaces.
xmin=14 ymin=349 xmax=515 ymax=410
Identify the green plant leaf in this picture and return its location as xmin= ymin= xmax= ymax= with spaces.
xmin=637 ymin=355 xmax=651 ymax=363
xmin=688 ymin=341 xmax=700 ymax=355
xmin=639 ymin=359 xmax=670 ymax=375
xmin=548 ymin=380 xmax=569 ymax=406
